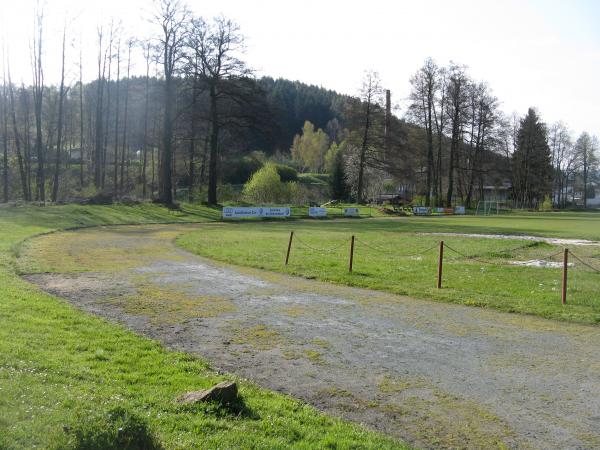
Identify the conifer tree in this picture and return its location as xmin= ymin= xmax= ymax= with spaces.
xmin=512 ymin=108 xmax=552 ymax=208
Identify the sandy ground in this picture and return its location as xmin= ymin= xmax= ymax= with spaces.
xmin=22 ymin=225 xmax=600 ymax=450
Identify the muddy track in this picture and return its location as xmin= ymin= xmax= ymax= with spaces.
xmin=21 ymin=224 xmax=600 ymax=450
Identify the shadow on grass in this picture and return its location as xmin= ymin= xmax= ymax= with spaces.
xmin=179 ymin=395 xmax=260 ymax=420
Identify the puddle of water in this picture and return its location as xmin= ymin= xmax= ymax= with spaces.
xmin=422 ymin=232 xmax=600 ymax=247
xmin=509 ymin=260 xmax=574 ymax=268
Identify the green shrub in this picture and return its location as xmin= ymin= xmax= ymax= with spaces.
xmin=217 ymin=184 xmax=243 ymax=203
xmin=243 ymin=163 xmax=284 ymax=204
xmin=540 ymin=195 xmax=553 ymax=211
xmin=222 ymin=156 xmax=263 ymax=184
xmin=242 ymin=163 xmax=299 ymax=204
xmin=51 ymin=407 xmax=162 ymax=450
xmin=412 ymin=195 xmax=426 ymax=206
xmin=274 ymin=164 xmax=298 ymax=182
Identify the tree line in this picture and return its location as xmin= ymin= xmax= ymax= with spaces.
xmin=407 ymin=58 xmax=598 ymax=209
xmin=0 ymin=0 xmax=597 ymax=209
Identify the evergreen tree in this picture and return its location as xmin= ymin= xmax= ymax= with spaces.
xmin=512 ymin=108 xmax=552 ymax=208
xmin=330 ymin=147 xmax=349 ymax=200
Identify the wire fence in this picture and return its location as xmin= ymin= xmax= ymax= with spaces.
xmin=282 ymin=231 xmax=600 ymax=305
xmin=293 ymin=236 xmax=348 ymax=254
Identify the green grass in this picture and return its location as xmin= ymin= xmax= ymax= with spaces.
xmin=177 ymin=214 xmax=600 ymax=324
xmin=298 ymin=173 xmax=330 ymax=186
xmin=0 ymin=203 xmax=404 ymax=449
xmin=399 ymin=210 xmax=600 ymax=241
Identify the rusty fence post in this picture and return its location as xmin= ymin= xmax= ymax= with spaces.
xmin=437 ymin=241 xmax=444 ymax=289
xmin=349 ymin=235 xmax=355 ymax=273
xmin=285 ymin=231 xmax=294 ymax=265
xmin=562 ymin=248 xmax=569 ymax=305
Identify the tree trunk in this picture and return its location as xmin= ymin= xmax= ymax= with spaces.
xmin=112 ymin=43 xmax=121 ymax=195
xmin=199 ymin=135 xmax=208 ymax=187
xmin=2 ymin=80 xmax=7 ymax=202
xmin=120 ymin=44 xmax=131 ymax=195
xmin=207 ymin=83 xmax=219 ymax=205
xmin=102 ymin=37 xmax=113 ymax=191
xmin=357 ymin=100 xmax=371 ymax=204
xmin=79 ymin=50 xmax=85 ymax=188
xmin=22 ymin=87 xmax=33 ymax=199
xmin=51 ymin=29 xmax=67 ymax=203
xmin=159 ymin=69 xmax=174 ymax=204
xmin=7 ymin=77 xmax=28 ymax=200
xmin=188 ymin=76 xmax=198 ymax=203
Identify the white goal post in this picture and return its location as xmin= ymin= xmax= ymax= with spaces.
xmin=475 ymin=201 xmax=511 ymax=216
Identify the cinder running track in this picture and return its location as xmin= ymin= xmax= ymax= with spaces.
xmin=24 ymin=225 xmax=600 ymax=450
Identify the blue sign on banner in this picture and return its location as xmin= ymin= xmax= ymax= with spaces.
xmin=222 ymin=207 xmax=291 ymax=219
xmin=413 ymin=206 xmax=431 ymax=215
xmin=309 ymin=207 xmax=328 ymax=217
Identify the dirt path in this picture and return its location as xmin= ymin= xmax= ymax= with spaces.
xmin=21 ymin=225 xmax=600 ymax=450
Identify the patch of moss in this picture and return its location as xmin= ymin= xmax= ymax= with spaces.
xmin=304 ymin=349 xmax=326 ymax=365
xmin=379 ymin=376 xmax=515 ymax=449
xmin=106 ymin=284 xmax=234 ymax=325
xmin=230 ymin=324 xmax=282 ymax=350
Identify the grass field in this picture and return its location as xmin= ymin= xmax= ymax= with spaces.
xmin=0 ymin=204 xmax=404 ymax=449
xmin=178 ymin=212 xmax=600 ymax=324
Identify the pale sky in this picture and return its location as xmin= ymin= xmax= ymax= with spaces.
xmin=1 ymin=0 xmax=599 ymax=139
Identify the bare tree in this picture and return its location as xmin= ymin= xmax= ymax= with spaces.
xmin=1 ymin=48 xmax=8 ymax=203
xmin=119 ymin=39 xmax=133 ymax=194
xmin=187 ymin=16 xmax=254 ymax=205
xmin=575 ymin=132 xmax=598 ymax=208
xmin=561 ymin=138 xmax=579 ymax=208
xmin=154 ymin=0 xmax=188 ymax=205
xmin=93 ymin=26 xmax=108 ymax=188
xmin=432 ymin=67 xmax=448 ymax=201
xmin=102 ymin=24 xmax=115 ymax=189
xmin=78 ymin=37 xmax=85 ymax=188
xmin=51 ymin=26 xmax=69 ymax=202
xmin=444 ymin=63 xmax=470 ymax=206
xmin=141 ymin=41 xmax=152 ymax=198
xmin=112 ymin=38 xmax=121 ymax=194
xmin=548 ymin=122 xmax=571 ymax=207
xmin=463 ymin=82 xmax=498 ymax=208
xmin=355 ymin=71 xmax=384 ymax=204
xmin=31 ymin=6 xmax=45 ymax=201
xmin=409 ymin=58 xmax=438 ymax=206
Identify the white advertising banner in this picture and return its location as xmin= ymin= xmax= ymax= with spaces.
xmin=344 ymin=207 xmax=359 ymax=216
xmin=222 ymin=206 xmax=290 ymax=219
xmin=413 ymin=206 xmax=431 ymax=215
xmin=309 ymin=207 xmax=328 ymax=217
xmin=454 ymin=206 xmax=466 ymax=215
xmin=261 ymin=207 xmax=291 ymax=217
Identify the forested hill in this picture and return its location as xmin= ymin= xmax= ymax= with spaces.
xmin=257 ymin=77 xmax=352 ymax=152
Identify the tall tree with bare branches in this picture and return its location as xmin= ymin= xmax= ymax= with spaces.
xmin=154 ymin=0 xmax=188 ymax=205
xmin=186 ymin=16 xmax=254 ymax=205
xmin=51 ymin=26 xmax=68 ymax=202
xmin=355 ymin=71 xmax=384 ymax=204
xmin=444 ymin=63 xmax=470 ymax=206
xmin=31 ymin=7 xmax=45 ymax=201
xmin=1 ymin=50 xmax=8 ymax=203
xmin=409 ymin=58 xmax=438 ymax=206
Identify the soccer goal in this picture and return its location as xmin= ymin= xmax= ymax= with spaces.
xmin=475 ymin=201 xmax=511 ymax=216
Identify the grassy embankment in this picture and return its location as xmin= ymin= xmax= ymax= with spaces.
xmin=0 ymin=203 xmax=404 ymax=449
xmin=178 ymin=212 xmax=600 ymax=324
